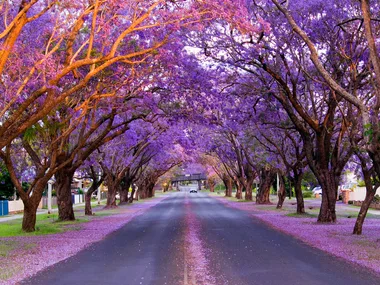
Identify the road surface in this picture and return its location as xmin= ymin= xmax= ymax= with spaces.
xmin=22 ymin=192 xmax=379 ymax=285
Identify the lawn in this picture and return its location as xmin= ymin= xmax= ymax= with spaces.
xmin=0 ymin=212 xmax=89 ymax=237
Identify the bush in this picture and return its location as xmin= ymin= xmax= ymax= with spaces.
xmin=348 ymin=200 xmax=353 ymax=205
xmin=373 ymin=195 xmax=380 ymax=204
xmin=303 ymin=191 xmax=313 ymax=198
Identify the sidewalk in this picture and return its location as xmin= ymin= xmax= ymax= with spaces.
xmin=0 ymin=200 xmax=105 ymax=223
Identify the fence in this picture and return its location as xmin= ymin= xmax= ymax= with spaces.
xmin=8 ymin=200 xmax=44 ymax=213
xmin=4 ymin=192 xmax=107 ymax=215
xmin=349 ymin=186 xmax=380 ymax=201
xmin=9 ymin=200 xmax=24 ymax=213
xmin=41 ymin=197 xmax=58 ymax=208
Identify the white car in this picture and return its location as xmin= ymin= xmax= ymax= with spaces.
xmin=312 ymin=186 xmax=322 ymax=195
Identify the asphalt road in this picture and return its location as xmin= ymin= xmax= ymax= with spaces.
xmin=21 ymin=193 xmax=187 ymax=285
xmin=22 ymin=192 xmax=380 ymax=285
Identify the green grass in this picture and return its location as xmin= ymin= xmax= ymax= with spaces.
xmin=42 ymin=205 xmax=58 ymax=210
xmin=0 ymin=240 xmax=37 ymax=281
xmin=91 ymin=209 xmax=122 ymax=217
xmin=0 ymin=240 xmax=18 ymax=257
xmin=0 ymin=193 xmax=167 ymax=237
xmin=0 ymin=241 xmax=36 ymax=280
xmin=336 ymin=211 xmax=360 ymax=218
xmin=0 ymin=264 xmax=22 ymax=281
xmin=0 ymin=212 xmax=89 ymax=237
xmin=286 ymin=212 xmax=318 ymax=218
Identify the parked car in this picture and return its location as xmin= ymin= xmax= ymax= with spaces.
xmin=312 ymin=186 xmax=322 ymax=195
xmin=190 ymin=189 xmax=198 ymax=193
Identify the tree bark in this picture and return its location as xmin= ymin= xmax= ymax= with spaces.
xmin=244 ymin=179 xmax=254 ymax=201
xmin=119 ymin=177 xmax=131 ymax=205
xmin=84 ymin=192 xmax=93 ymax=216
xmin=119 ymin=188 xmax=129 ymax=204
xmin=276 ymin=175 xmax=286 ymax=209
xmin=235 ymin=181 xmax=243 ymax=199
xmin=104 ymin=174 xmax=119 ymax=208
xmin=84 ymin=174 xmax=104 ymax=216
xmin=147 ymin=182 xmax=155 ymax=198
xmin=257 ymin=168 xmax=275 ymax=204
xmin=208 ymin=178 xmax=216 ymax=192
xmin=138 ymin=181 xmax=148 ymax=199
xmin=293 ymin=174 xmax=305 ymax=214
xmin=353 ymin=164 xmax=378 ymax=235
xmin=317 ymin=170 xmax=337 ymax=223
xmin=353 ymin=190 xmax=376 ymax=235
xmin=223 ymin=174 xmax=233 ymax=197
xmin=22 ymin=202 xmax=39 ymax=232
xmin=55 ymin=167 xmax=75 ymax=221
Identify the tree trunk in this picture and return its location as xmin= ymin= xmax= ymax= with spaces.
xmin=209 ymin=179 xmax=216 ymax=192
xmin=276 ymin=175 xmax=286 ymax=209
xmin=353 ymin=190 xmax=376 ymax=235
xmin=105 ymin=188 xmax=118 ymax=208
xmin=85 ymin=192 xmax=93 ymax=216
xmin=257 ymin=168 xmax=275 ymax=204
xmin=139 ymin=190 xmax=146 ymax=199
xmin=317 ymin=171 xmax=337 ymax=223
xmin=3 ymin=152 xmax=49 ymax=232
xmin=293 ymin=174 xmax=305 ymax=214
xmin=244 ymin=179 xmax=254 ymax=201
xmin=353 ymin=167 xmax=377 ymax=235
xmin=22 ymin=202 xmax=39 ymax=232
xmin=138 ymin=181 xmax=148 ymax=199
xmin=84 ymin=170 xmax=104 ymax=216
xmin=55 ymin=168 xmax=75 ymax=221
xmin=104 ymin=175 xmax=119 ymax=208
xmin=223 ymin=175 xmax=233 ymax=197
xmin=235 ymin=181 xmax=243 ymax=199
xmin=119 ymin=178 xmax=131 ymax=205
xmin=148 ymin=182 xmax=155 ymax=198
xmin=119 ymin=188 xmax=129 ymax=205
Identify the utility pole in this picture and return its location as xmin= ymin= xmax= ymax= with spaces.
xmin=48 ymin=180 xmax=53 ymax=214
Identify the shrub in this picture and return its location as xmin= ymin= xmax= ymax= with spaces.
xmin=303 ymin=191 xmax=313 ymax=198
xmin=373 ymin=195 xmax=380 ymax=204
xmin=348 ymin=200 xmax=353 ymax=205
